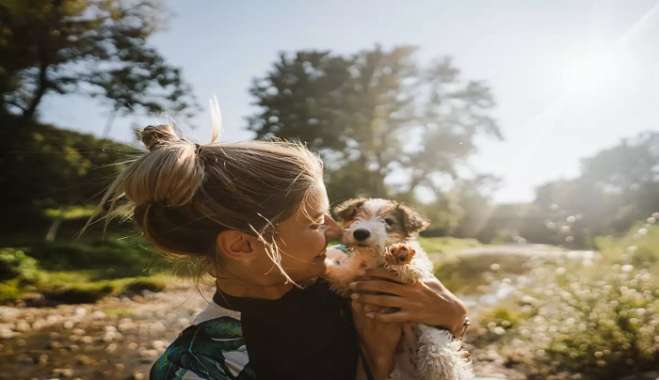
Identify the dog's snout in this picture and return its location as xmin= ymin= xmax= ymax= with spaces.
xmin=353 ymin=229 xmax=370 ymax=241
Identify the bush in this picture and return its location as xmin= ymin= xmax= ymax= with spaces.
xmin=472 ymin=221 xmax=659 ymax=379
xmin=513 ymin=264 xmax=658 ymax=379
xmin=41 ymin=283 xmax=114 ymax=304
xmin=25 ymin=235 xmax=170 ymax=275
xmin=0 ymin=248 xmax=38 ymax=282
xmin=121 ymin=278 xmax=167 ymax=294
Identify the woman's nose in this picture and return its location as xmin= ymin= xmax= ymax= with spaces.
xmin=323 ymin=214 xmax=343 ymax=240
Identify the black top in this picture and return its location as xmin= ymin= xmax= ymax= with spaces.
xmin=213 ymin=278 xmax=362 ymax=380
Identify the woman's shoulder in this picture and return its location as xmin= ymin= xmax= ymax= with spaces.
xmin=149 ymin=301 xmax=255 ymax=380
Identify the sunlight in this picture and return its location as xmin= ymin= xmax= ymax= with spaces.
xmin=561 ymin=49 xmax=622 ymax=95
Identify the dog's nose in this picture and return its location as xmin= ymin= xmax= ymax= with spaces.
xmin=353 ymin=229 xmax=370 ymax=241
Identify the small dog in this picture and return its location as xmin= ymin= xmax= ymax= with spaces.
xmin=324 ymin=198 xmax=474 ymax=380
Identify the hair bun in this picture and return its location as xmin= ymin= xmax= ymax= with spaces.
xmin=141 ymin=124 xmax=180 ymax=152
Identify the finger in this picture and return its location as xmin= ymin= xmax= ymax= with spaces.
xmin=362 ymin=268 xmax=404 ymax=283
xmin=352 ymin=293 xmax=411 ymax=309
xmin=350 ymin=280 xmax=411 ymax=296
xmin=351 ymin=299 xmax=363 ymax=313
xmin=402 ymin=323 xmax=416 ymax=347
xmin=372 ymin=310 xmax=418 ymax=323
xmin=362 ymin=304 xmax=375 ymax=313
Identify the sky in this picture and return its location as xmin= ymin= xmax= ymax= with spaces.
xmin=40 ymin=0 xmax=659 ymax=203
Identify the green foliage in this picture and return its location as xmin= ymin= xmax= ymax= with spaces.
xmin=0 ymin=248 xmax=38 ymax=281
xmin=25 ymin=235 xmax=170 ymax=275
xmin=248 ymin=46 xmax=501 ymax=206
xmin=474 ymin=222 xmax=659 ymax=379
xmin=0 ymin=236 xmax=175 ymax=304
xmin=40 ymin=282 xmax=114 ymax=304
xmin=475 ymin=304 xmax=529 ymax=344
xmin=0 ymin=279 xmax=21 ymax=303
xmin=121 ymin=277 xmax=167 ymax=294
xmin=433 ymin=250 xmax=535 ymax=294
xmin=418 ymin=236 xmax=481 ymax=255
xmin=595 ymin=223 xmax=659 ymax=269
xmin=507 ymin=132 xmax=659 ymax=247
xmin=43 ymin=205 xmax=96 ymax=221
xmin=0 ymin=0 xmax=197 ymax=120
xmin=0 ymin=120 xmax=142 ymax=234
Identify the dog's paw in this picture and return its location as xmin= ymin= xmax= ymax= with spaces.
xmin=385 ymin=243 xmax=416 ymax=265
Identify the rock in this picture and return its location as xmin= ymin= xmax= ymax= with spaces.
xmin=71 ymin=328 xmax=85 ymax=336
xmin=47 ymin=340 xmax=63 ymax=349
xmin=65 ymin=343 xmax=80 ymax=351
xmin=0 ymin=306 xmax=21 ymax=320
xmin=73 ymin=307 xmax=87 ymax=317
xmin=0 ymin=324 xmax=17 ymax=339
xmin=105 ymin=343 xmax=117 ymax=353
xmin=80 ymin=335 xmax=94 ymax=344
xmin=15 ymin=320 xmax=30 ymax=332
xmin=132 ymin=371 xmax=145 ymax=380
xmin=52 ymin=368 xmax=74 ymax=378
xmin=151 ymin=339 xmax=168 ymax=350
xmin=75 ymin=354 xmax=96 ymax=366
xmin=63 ymin=320 xmax=74 ymax=329
xmin=91 ymin=310 xmax=106 ymax=320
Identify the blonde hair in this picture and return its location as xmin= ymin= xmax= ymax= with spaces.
xmin=79 ymin=120 xmax=324 ymax=286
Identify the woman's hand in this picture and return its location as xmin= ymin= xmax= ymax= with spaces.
xmin=351 ymin=300 xmax=402 ymax=380
xmin=349 ymin=268 xmax=468 ymax=337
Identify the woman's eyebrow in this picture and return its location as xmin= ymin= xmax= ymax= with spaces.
xmin=311 ymin=208 xmax=329 ymax=220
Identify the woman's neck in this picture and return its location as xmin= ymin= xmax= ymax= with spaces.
xmin=215 ymin=273 xmax=294 ymax=300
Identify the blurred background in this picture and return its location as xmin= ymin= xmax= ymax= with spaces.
xmin=0 ymin=1 xmax=657 ymax=379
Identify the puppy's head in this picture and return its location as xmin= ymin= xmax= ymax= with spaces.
xmin=333 ymin=197 xmax=430 ymax=251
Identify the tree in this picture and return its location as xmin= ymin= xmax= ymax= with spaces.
xmin=247 ymin=45 xmax=502 ymax=203
xmin=521 ymin=131 xmax=659 ymax=247
xmin=0 ymin=0 xmax=197 ymax=122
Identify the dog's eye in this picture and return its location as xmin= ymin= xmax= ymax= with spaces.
xmin=384 ymin=218 xmax=395 ymax=226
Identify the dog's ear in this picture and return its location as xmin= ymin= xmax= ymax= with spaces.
xmin=333 ymin=198 xmax=366 ymax=222
xmin=398 ymin=204 xmax=430 ymax=236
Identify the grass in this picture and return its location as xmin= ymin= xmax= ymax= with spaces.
xmin=0 ymin=235 xmax=176 ymax=304
xmin=418 ymin=237 xmax=539 ymax=295
xmin=418 ymin=236 xmax=482 ymax=255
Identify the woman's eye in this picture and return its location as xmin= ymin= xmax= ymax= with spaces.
xmin=310 ymin=219 xmax=324 ymax=230
xmin=385 ymin=218 xmax=395 ymax=226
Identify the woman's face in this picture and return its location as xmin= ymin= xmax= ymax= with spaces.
xmin=245 ymin=182 xmax=341 ymax=285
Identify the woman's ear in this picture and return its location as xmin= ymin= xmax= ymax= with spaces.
xmin=216 ymin=230 xmax=255 ymax=262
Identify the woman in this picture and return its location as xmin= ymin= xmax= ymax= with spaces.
xmin=84 ymin=121 xmax=468 ymax=380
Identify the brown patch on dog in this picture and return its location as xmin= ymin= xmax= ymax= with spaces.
xmin=397 ymin=204 xmax=430 ymax=236
xmin=333 ymin=197 xmax=367 ymax=224
xmin=376 ymin=204 xmax=409 ymax=242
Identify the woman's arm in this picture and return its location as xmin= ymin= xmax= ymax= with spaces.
xmin=351 ymin=300 xmax=401 ymax=380
xmin=349 ymin=268 xmax=468 ymax=337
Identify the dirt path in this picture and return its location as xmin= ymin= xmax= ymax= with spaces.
xmin=0 ymin=284 xmax=209 ymax=380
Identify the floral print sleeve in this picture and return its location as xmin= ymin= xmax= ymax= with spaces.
xmin=150 ymin=304 xmax=255 ymax=380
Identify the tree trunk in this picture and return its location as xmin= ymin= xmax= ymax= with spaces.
xmin=21 ymin=63 xmax=49 ymax=121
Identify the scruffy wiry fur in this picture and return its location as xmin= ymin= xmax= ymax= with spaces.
xmin=324 ymin=198 xmax=474 ymax=380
